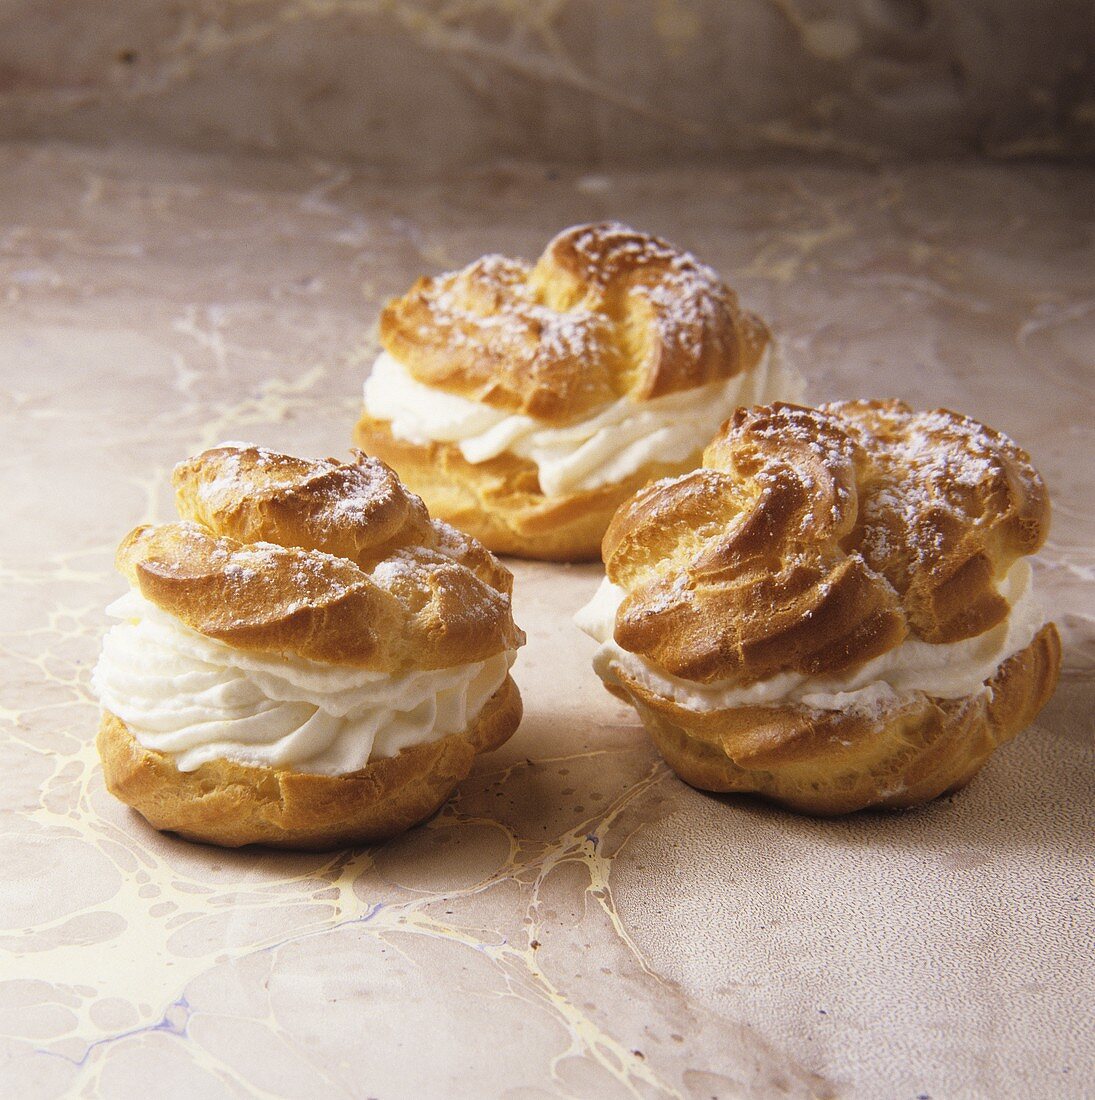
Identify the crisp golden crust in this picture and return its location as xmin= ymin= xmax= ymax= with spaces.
xmin=354 ymin=412 xmax=704 ymax=561
xmin=370 ymin=222 xmax=776 ymax=560
xmin=174 ymin=445 xmax=432 ymax=567
xmin=97 ymin=675 xmax=522 ymax=849
xmin=120 ymin=447 xmax=523 ymax=671
xmin=609 ymin=624 xmax=1060 ymax=815
xmin=379 ymin=221 xmax=770 ymax=423
xmin=117 ymin=520 xmax=521 ymax=672
xmin=173 ymin=445 xmax=511 ymax=592
xmin=116 ymin=521 xmax=401 ymax=666
xmin=603 ymin=400 xmax=1051 ymax=684
xmin=99 ymin=444 xmax=525 ymax=848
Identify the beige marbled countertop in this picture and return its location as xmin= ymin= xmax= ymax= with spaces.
xmin=1 ymin=141 xmax=1092 ymax=1099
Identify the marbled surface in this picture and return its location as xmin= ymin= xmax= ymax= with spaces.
xmin=1 ymin=0 xmax=1093 ymax=169
xmin=1 ymin=140 xmax=1093 ymax=1098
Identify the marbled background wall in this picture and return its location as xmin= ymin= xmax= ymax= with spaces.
xmin=0 ymin=0 xmax=1092 ymax=171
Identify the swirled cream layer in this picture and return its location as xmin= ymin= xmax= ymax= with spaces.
xmin=362 ymin=346 xmax=802 ymax=497
xmin=575 ymin=559 xmax=1045 ymax=713
xmin=94 ymin=591 xmax=515 ymax=775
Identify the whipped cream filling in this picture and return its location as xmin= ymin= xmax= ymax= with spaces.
xmin=575 ymin=559 xmax=1046 ymax=713
xmin=362 ymin=347 xmax=802 ymax=498
xmin=93 ymin=591 xmax=515 ymax=775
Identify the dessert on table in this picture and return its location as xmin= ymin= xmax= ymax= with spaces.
xmin=577 ymin=399 xmax=1060 ymax=814
xmin=93 ymin=444 xmax=524 ymax=849
xmin=356 ymin=221 xmax=802 ymax=561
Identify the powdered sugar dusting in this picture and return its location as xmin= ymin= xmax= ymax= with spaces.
xmin=833 ymin=401 xmax=1033 ymax=579
xmin=386 ymin=221 xmax=756 ymax=414
xmin=420 ymin=252 xmax=614 ymax=407
xmin=164 ymin=445 xmax=521 ymax=666
xmin=604 ymin=398 xmax=1048 ymax=686
xmin=567 ymin=222 xmax=737 ymax=363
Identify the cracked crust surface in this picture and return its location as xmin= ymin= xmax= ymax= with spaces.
xmin=593 ymin=400 xmax=1059 ymax=813
xmin=117 ymin=447 xmax=523 ymax=672
xmin=362 ymin=222 xmax=777 ymax=560
xmin=379 ymin=221 xmax=771 ymax=423
xmin=98 ymin=444 xmax=525 ymax=847
xmin=603 ymin=400 xmax=1050 ymax=683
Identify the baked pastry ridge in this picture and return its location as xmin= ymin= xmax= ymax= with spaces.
xmin=577 ymin=400 xmax=1061 ymax=814
xmin=356 ymin=221 xmax=803 ymax=560
xmin=93 ymin=444 xmax=525 ymax=848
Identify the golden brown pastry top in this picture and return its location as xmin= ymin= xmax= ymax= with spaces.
xmin=173 ymin=445 xmax=511 ymax=592
xmin=116 ymin=446 xmax=523 ymax=672
xmin=379 ymin=221 xmax=771 ymax=422
xmin=602 ymin=400 xmax=1049 ymax=684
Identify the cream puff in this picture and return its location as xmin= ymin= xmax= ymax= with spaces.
xmin=93 ymin=445 xmax=525 ymax=849
xmin=355 ymin=221 xmax=802 ymax=561
xmin=577 ymin=400 xmax=1061 ymax=815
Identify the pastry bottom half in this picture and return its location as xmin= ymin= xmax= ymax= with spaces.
xmin=606 ymin=624 xmax=1061 ymax=816
xmin=97 ymin=674 xmax=522 ymax=850
xmin=354 ymin=413 xmax=701 ymax=562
